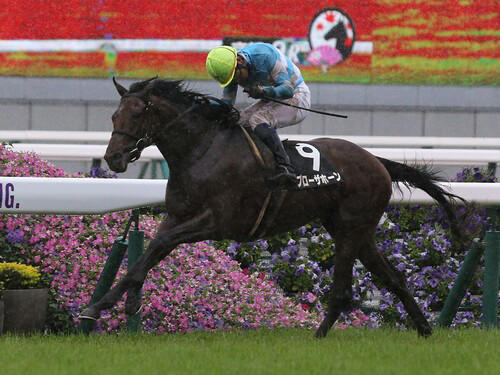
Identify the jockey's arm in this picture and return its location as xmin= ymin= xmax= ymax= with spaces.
xmin=262 ymin=81 xmax=294 ymax=99
xmin=262 ymin=63 xmax=295 ymax=99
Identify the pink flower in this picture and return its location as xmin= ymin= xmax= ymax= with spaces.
xmin=306 ymin=45 xmax=344 ymax=72
xmin=306 ymin=292 xmax=317 ymax=303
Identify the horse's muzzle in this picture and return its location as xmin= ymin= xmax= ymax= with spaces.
xmin=104 ymin=151 xmax=129 ymax=173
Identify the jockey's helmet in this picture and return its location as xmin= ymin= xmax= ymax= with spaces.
xmin=206 ymin=46 xmax=238 ymax=87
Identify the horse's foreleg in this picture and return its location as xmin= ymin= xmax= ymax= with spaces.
xmin=79 ymin=209 xmax=216 ymax=321
xmin=80 ymin=240 xmax=178 ymax=321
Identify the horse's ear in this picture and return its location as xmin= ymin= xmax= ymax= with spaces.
xmin=145 ymin=76 xmax=158 ymax=85
xmin=112 ymin=76 xmax=128 ymax=97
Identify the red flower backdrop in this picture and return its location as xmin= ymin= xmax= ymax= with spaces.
xmin=0 ymin=0 xmax=497 ymax=85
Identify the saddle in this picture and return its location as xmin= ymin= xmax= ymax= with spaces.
xmin=240 ymin=127 xmax=342 ymax=238
xmin=240 ymin=126 xmax=342 ymax=191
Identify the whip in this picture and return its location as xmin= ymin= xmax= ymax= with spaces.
xmin=240 ymin=87 xmax=349 ymax=119
xmin=262 ymin=95 xmax=348 ymax=118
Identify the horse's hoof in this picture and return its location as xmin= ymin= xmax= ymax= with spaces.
xmin=314 ymin=326 xmax=329 ymax=339
xmin=79 ymin=306 xmax=100 ymax=321
xmin=418 ymin=325 xmax=432 ymax=338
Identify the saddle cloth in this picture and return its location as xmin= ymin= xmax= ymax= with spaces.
xmin=283 ymin=140 xmax=342 ymax=190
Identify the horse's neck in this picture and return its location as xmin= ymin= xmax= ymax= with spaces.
xmin=155 ymin=116 xmax=219 ymax=168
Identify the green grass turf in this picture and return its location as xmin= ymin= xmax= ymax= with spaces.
xmin=1 ymin=327 xmax=499 ymax=375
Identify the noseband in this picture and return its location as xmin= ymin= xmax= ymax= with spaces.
xmin=111 ymin=100 xmax=155 ymax=162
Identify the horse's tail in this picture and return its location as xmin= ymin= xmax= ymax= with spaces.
xmin=377 ymin=157 xmax=466 ymax=243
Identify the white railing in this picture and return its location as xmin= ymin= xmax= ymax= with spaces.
xmin=0 ymin=130 xmax=111 ymax=143
xmin=2 ymin=130 xmax=500 ymax=149
xmin=0 ymin=177 xmax=167 ymax=214
xmin=6 ymin=143 xmax=500 ymax=166
xmin=0 ymin=177 xmax=499 ymax=215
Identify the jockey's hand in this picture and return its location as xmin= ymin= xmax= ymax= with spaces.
xmin=193 ymin=96 xmax=209 ymax=107
xmin=245 ymin=85 xmax=265 ymax=99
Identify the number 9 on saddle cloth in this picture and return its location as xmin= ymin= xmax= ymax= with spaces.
xmin=283 ymin=141 xmax=341 ymax=190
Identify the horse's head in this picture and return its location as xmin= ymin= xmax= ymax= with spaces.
xmin=104 ymin=77 xmax=162 ymax=172
xmin=105 ymin=77 xmax=239 ymax=173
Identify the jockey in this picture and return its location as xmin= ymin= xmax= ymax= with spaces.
xmin=206 ymin=42 xmax=311 ymax=188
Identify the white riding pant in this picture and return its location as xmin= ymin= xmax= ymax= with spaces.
xmin=239 ymin=82 xmax=311 ymax=130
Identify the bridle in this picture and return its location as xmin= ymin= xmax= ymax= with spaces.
xmin=111 ymin=91 xmax=239 ymax=163
xmin=111 ymin=99 xmax=155 ymax=162
xmin=111 ymin=98 xmax=198 ymax=163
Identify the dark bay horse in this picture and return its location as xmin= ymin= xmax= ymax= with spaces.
xmin=80 ymin=77 xmax=465 ymax=337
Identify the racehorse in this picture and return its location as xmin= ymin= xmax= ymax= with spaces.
xmin=80 ymin=77 xmax=465 ymax=338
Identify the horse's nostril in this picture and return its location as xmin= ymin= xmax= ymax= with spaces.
xmin=112 ymin=152 xmax=123 ymax=161
xmin=105 ymin=152 xmax=122 ymax=164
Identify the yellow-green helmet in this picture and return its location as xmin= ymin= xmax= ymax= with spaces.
xmin=206 ymin=46 xmax=238 ymax=87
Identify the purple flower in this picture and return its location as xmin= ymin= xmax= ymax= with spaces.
xmin=295 ymin=264 xmax=305 ymax=276
xmin=6 ymin=229 xmax=25 ymax=244
xmin=227 ymin=243 xmax=237 ymax=257
xmin=88 ymin=166 xmax=116 ymax=179
xmin=396 ymin=263 xmax=406 ymax=272
xmin=281 ymin=251 xmax=290 ymax=263
xmin=428 ymin=278 xmax=439 ymax=288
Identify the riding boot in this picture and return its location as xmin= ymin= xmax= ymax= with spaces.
xmin=254 ymin=123 xmax=297 ymax=188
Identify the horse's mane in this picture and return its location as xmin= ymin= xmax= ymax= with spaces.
xmin=129 ymin=78 xmax=240 ymax=127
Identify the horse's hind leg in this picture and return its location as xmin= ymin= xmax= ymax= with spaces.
xmin=315 ymin=222 xmax=356 ymax=338
xmin=358 ymin=240 xmax=432 ymax=337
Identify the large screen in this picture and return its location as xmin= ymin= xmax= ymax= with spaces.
xmin=0 ymin=0 xmax=497 ymax=85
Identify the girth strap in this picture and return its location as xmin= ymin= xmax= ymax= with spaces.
xmin=248 ymin=191 xmax=272 ymax=238
xmin=255 ymin=189 xmax=287 ymax=239
xmin=240 ymin=125 xmax=268 ymax=237
xmin=240 ymin=126 xmax=266 ymax=168
xmin=239 ymin=125 xmax=287 ymax=239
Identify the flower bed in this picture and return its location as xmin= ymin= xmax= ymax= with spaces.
xmin=1 ymin=144 xmax=497 ymax=332
xmin=0 ymin=145 xmax=320 ymax=333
